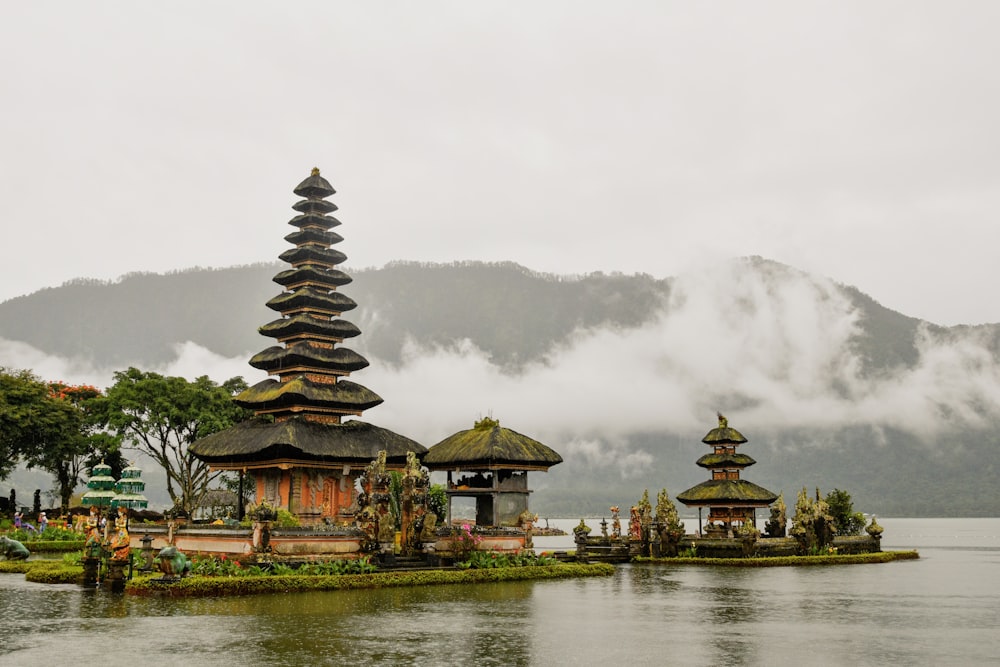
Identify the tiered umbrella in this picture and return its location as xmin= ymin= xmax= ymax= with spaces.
xmin=112 ymin=463 xmax=148 ymax=509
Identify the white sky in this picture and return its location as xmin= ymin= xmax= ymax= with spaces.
xmin=2 ymin=2 xmax=998 ymax=325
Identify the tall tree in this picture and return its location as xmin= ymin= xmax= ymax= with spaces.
xmin=0 ymin=368 xmax=56 ymax=480
xmin=97 ymin=368 xmax=250 ymax=515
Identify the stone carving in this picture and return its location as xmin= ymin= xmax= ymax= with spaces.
xmin=0 ymin=535 xmax=30 ymax=560
xmin=155 ymin=545 xmax=192 ymax=578
xmin=110 ymin=507 xmax=130 ymax=562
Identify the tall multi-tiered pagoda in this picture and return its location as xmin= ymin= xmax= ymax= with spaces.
xmin=676 ymin=413 xmax=778 ymax=535
xmin=190 ymin=169 xmax=426 ymax=524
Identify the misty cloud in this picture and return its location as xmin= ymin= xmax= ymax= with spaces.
xmin=4 ymin=261 xmax=999 ymax=485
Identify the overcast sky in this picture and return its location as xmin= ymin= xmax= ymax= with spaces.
xmin=2 ymin=2 xmax=998 ymax=326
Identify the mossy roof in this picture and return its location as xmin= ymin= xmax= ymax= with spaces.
xmin=676 ymin=479 xmax=778 ymax=506
xmin=189 ymin=416 xmax=426 ymax=465
xmin=701 ymin=425 xmax=748 ymax=445
xmin=284 ymin=228 xmax=344 ymax=247
xmin=259 ymin=315 xmax=361 ymax=341
xmin=248 ymin=345 xmax=369 ymax=373
xmin=278 ymin=245 xmax=348 ymax=267
xmin=266 ymin=287 xmax=356 ymax=314
xmin=695 ymin=453 xmax=757 ymax=468
xmin=235 ymin=377 xmax=383 ymax=412
xmin=423 ymin=418 xmax=562 ymax=470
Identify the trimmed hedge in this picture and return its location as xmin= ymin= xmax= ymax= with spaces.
xmin=0 ymin=560 xmax=84 ymax=583
xmin=17 ymin=541 xmax=86 ymax=553
xmin=636 ymin=550 xmax=919 ymax=567
xmin=127 ymin=563 xmax=615 ymax=597
xmin=24 ymin=563 xmax=83 ymax=584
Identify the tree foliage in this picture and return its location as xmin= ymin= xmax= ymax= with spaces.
xmin=825 ymin=488 xmax=866 ymax=536
xmin=0 ymin=369 xmax=121 ymax=512
xmin=96 ymin=368 xmax=250 ymax=516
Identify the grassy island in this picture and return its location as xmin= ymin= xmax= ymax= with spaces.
xmin=126 ymin=562 xmax=615 ymax=597
xmin=0 ymin=558 xmax=614 ymax=596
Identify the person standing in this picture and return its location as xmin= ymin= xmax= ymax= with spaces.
xmin=13 ymin=511 xmax=22 ymax=529
xmin=38 ymin=512 xmax=48 ymax=532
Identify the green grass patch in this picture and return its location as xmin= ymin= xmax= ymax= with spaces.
xmin=127 ymin=562 xmax=615 ymax=597
xmin=636 ymin=550 xmax=919 ymax=567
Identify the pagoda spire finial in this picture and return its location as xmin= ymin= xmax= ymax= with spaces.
xmin=311 ymin=166 xmax=321 ymax=176
xmin=717 ymin=412 xmax=728 ymax=428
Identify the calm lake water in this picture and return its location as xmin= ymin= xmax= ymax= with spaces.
xmin=1 ymin=517 xmax=998 ymax=667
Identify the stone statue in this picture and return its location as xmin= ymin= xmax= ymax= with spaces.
xmin=516 ymin=509 xmax=538 ymax=548
xmin=0 ymin=535 xmax=30 ymax=560
xmin=110 ymin=507 xmax=131 ymax=562
xmin=155 ymin=545 xmax=192 ymax=578
xmin=419 ymin=511 xmax=438 ymax=544
xmin=629 ymin=506 xmax=642 ymax=540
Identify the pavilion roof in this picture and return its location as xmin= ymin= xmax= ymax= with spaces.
xmin=423 ymin=417 xmax=563 ymax=471
xmin=676 ymin=479 xmax=778 ymax=507
xmin=189 ymin=416 xmax=426 ymax=467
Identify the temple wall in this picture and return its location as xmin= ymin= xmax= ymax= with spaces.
xmin=129 ymin=525 xmax=364 ymax=558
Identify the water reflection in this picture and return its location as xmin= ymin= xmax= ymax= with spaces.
xmin=2 ymin=519 xmax=1000 ymax=665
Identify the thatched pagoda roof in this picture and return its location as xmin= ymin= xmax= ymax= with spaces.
xmin=248 ymin=345 xmax=369 ymax=374
xmin=265 ymin=287 xmax=356 ymax=314
xmin=676 ymin=479 xmax=778 ymax=507
xmin=189 ymin=416 xmax=426 ymax=468
xmin=235 ymin=377 xmax=383 ymax=412
xmin=695 ymin=453 xmax=757 ymax=468
xmin=424 ymin=417 xmax=562 ymax=471
xmin=259 ymin=314 xmax=361 ymax=341
xmin=702 ymin=413 xmax=748 ymax=446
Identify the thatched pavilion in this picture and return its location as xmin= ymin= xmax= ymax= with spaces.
xmin=676 ymin=414 xmax=778 ymax=535
xmin=190 ymin=169 xmax=425 ymax=524
xmin=423 ymin=417 xmax=562 ymax=527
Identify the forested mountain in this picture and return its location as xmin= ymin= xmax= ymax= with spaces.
xmin=2 ymin=259 xmax=999 ymax=516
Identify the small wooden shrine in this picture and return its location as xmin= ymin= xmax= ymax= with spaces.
xmin=423 ymin=417 xmax=562 ymax=527
xmin=676 ymin=414 xmax=778 ymax=535
xmin=190 ymin=169 xmax=426 ymax=524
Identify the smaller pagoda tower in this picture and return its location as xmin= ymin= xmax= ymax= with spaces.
xmin=676 ymin=414 xmax=778 ymax=535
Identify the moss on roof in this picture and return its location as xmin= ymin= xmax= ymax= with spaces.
xmin=190 ymin=416 xmax=425 ymax=465
xmin=424 ymin=417 xmax=562 ymax=470
xmin=248 ymin=345 xmax=369 ymax=373
xmin=266 ymin=287 xmax=356 ymax=314
xmin=695 ymin=453 xmax=757 ymax=468
xmin=676 ymin=479 xmax=778 ymax=506
xmin=259 ymin=315 xmax=361 ymax=341
xmin=235 ymin=377 xmax=383 ymax=412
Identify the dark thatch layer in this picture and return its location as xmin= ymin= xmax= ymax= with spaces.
xmin=676 ymin=479 xmax=778 ymax=506
xmin=235 ymin=377 xmax=383 ymax=412
xmin=283 ymin=228 xmax=344 ymax=248
xmin=695 ymin=453 xmax=757 ymax=468
xmin=259 ymin=315 xmax=361 ymax=341
xmin=189 ymin=416 xmax=426 ymax=465
xmin=248 ymin=345 xmax=369 ymax=373
xmin=278 ymin=245 xmax=348 ymax=267
xmin=293 ymin=171 xmax=336 ymax=199
xmin=273 ymin=266 xmax=352 ymax=289
xmin=701 ymin=425 xmax=748 ymax=445
xmin=290 ymin=200 xmax=338 ymax=215
xmin=266 ymin=287 xmax=356 ymax=314
xmin=424 ymin=421 xmax=563 ymax=470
